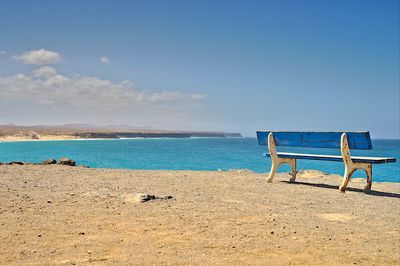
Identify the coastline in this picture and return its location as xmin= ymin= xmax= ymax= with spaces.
xmin=0 ymin=135 xmax=81 ymax=142
xmin=0 ymin=136 xmax=240 ymax=143
xmin=1 ymin=165 xmax=399 ymax=265
xmin=0 ymin=126 xmax=242 ymax=142
xmin=0 ymin=136 xmax=126 ymax=143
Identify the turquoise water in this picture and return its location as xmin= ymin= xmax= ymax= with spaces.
xmin=0 ymin=138 xmax=399 ymax=182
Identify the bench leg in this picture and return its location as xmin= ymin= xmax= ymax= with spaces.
xmin=339 ymin=163 xmax=372 ymax=193
xmin=266 ymin=133 xmax=298 ymax=183
xmin=267 ymin=162 xmax=278 ymax=182
xmin=267 ymin=158 xmax=296 ymax=183
xmin=339 ymin=167 xmax=355 ymax=193
xmin=289 ymin=159 xmax=297 ymax=183
xmin=364 ymin=164 xmax=372 ymax=191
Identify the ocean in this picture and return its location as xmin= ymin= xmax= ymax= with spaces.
xmin=0 ymin=138 xmax=399 ymax=182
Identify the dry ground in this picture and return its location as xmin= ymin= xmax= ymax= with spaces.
xmin=0 ymin=165 xmax=399 ymax=265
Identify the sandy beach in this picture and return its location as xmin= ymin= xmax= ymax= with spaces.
xmin=0 ymin=165 xmax=399 ymax=265
xmin=0 ymin=135 xmax=80 ymax=142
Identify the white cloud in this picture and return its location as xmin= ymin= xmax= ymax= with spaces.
xmin=190 ymin=93 xmax=206 ymax=100
xmin=0 ymin=67 xmax=207 ymax=128
xmin=32 ymin=66 xmax=58 ymax=78
xmin=100 ymin=56 xmax=110 ymax=64
xmin=0 ymin=50 xmax=6 ymax=58
xmin=13 ymin=49 xmax=61 ymax=65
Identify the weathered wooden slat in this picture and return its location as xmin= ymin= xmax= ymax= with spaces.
xmin=256 ymin=131 xmax=372 ymax=150
xmin=263 ymin=152 xmax=396 ymax=164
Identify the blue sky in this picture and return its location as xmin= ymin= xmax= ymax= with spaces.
xmin=0 ymin=0 xmax=399 ymax=138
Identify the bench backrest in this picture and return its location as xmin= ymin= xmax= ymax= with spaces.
xmin=256 ymin=131 xmax=372 ymax=150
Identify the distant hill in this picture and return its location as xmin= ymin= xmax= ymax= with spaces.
xmin=0 ymin=124 xmax=242 ymax=139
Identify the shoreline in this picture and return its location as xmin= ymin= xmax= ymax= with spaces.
xmin=0 ymin=136 xmax=244 ymax=143
xmin=1 ymin=165 xmax=399 ymax=265
xmin=0 ymin=126 xmax=242 ymax=141
xmin=0 ymin=137 xmax=130 ymax=143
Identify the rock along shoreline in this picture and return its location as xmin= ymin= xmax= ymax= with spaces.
xmin=0 ymin=157 xmax=84 ymax=167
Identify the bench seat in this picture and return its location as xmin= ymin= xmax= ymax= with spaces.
xmin=263 ymin=152 xmax=396 ymax=164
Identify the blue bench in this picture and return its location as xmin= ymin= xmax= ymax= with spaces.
xmin=256 ymin=131 xmax=396 ymax=192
